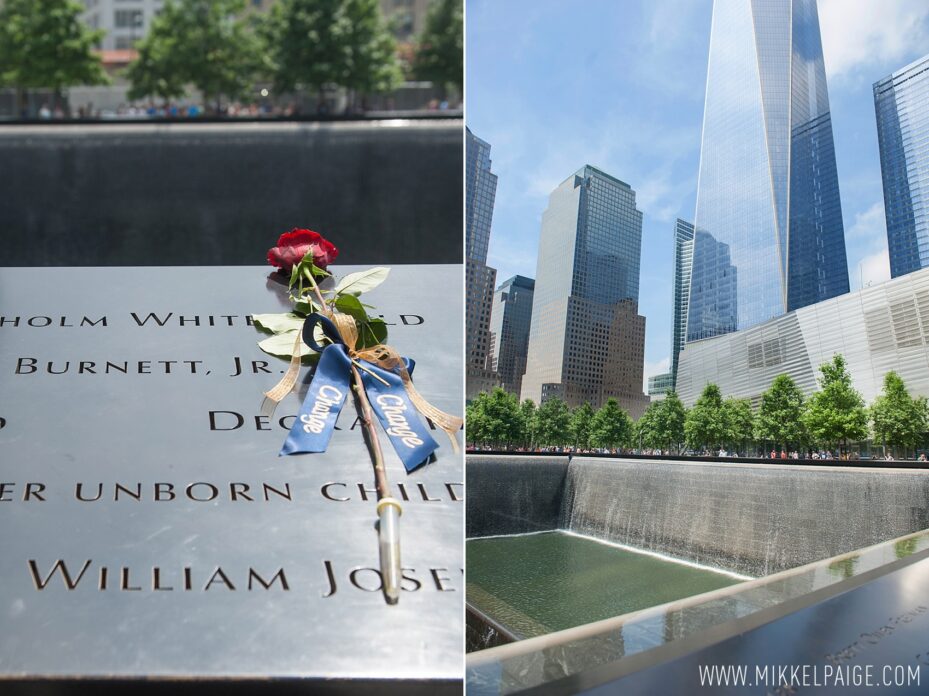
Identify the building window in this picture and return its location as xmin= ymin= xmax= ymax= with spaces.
xmin=115 ymin=9 xmax=143 ymax=28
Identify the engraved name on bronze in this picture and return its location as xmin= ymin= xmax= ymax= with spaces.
xmin=321 ymin=560 xmax=462 ymax=597
xmin=0 ymin=481 xmax=461 ymax=503
xmin=28 ymin=560 xmax=290 ymax=592
xmin=0 ymin=312 xmax=426 ymax=329
xmin=209 ymin=410 xmax=447 ymax=432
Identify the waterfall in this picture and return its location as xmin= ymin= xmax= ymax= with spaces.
xmin=562 ymin=456 xmax=929 ymax=576
xmin=468 ymin=454 xmax=929 ymax=577
xmin=466 ymin=456 xmax=569 ymax=538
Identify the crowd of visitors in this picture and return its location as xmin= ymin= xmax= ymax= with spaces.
xmin=24 ymin=96 xmax=461 ymax=122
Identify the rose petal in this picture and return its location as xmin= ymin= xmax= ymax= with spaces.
xmin=267 ymin=228 xmax=339 ymax=272
xmin=277 ymin=228 xmax=322 ymax=248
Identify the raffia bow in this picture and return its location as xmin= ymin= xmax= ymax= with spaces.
xmin=264 ymin=311 xmax=462 ymax=452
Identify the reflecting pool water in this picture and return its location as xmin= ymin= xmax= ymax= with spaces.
xmin=467 ymin=531 xmax=745 ymax=638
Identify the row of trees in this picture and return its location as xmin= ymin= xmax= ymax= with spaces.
xmin=467 ymin=355 xmax=929 ymax=458
xmin=466 ymin=393 xmax=636 ymax=451
xmin=0 ymin=0 xmax=462 ymax=114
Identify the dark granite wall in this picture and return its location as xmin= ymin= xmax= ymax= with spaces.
xmin=0 ymin=120 xmax=462 ymax=266
xmin=466 ymin=456 xmax=570 ymax=538
xmin=468 ymin=455 xmax=929 ymax=577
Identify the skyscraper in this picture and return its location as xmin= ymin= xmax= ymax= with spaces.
xmin=670 ymin=219 xmax=694 ymax=388
xmin=80 ymin=0 xmax=165 ymax=49
xmin=465 ymin=128 xmax=500 ymax=399
xmin=875 ymin=53 xmax=929 ymax=279
xmin=686 ymin=0 xmax=849 ymax=343
xmin=488 ymin=275 xmax=535 ymax=397
xmin=521 ymin=166 xmax=649 ymax=418
xmin=648 ymin=373 xmax=674 ymax=398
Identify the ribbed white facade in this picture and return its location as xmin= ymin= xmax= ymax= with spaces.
xmin=677 ymin=266 xmax=929 ymax=407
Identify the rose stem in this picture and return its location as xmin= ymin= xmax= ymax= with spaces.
xmin=306 ymin=266 xmax=401 ymax=604
xmin=350 ymin=363 xmax=402 ymax=603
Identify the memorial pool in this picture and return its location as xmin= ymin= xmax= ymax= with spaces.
xmin=467 ymin=531 xmax=744 ymax=638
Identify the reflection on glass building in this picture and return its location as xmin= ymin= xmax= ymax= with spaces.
xmin=874 ymin=54 xmax=929 ymax=279
xmin=521 ymin=166 xmax=649 ymax=418
xmin=687 ymin=0 xmax=849 ymax=343
xmin=688 ymin=230 xmax=738 ymax=341
xmin=465 ymin=128 xmax=499 ymax=398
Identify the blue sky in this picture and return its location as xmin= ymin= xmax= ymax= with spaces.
xmin=466 ymin=0 xmax=929 ymax=391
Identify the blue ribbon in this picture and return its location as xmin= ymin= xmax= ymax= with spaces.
xmin=279 ymin=313 xmax=439 ymax=472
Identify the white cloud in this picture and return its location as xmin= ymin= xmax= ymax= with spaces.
xmin=819 ymin=0 xmax=929 ymax=79
xmin=642 ymin=356 xmax=671 ymax=394
xmin=521 ymin=115 xmax=699 ymax=221
xmin=856 ymin=247 xmax=891 ymax=289
xmin=847 ymin=201 xmax=886 ymax=243
xmin=846 ymin=200 xmax=891 ymax=290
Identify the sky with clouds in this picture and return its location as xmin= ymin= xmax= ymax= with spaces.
xmin=466 ymin=0 xmax=929 ymax=392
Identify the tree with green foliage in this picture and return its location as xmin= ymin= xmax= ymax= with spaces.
xmin=413 ymin=0 xmax=462 ymax=98
xmin=465 ymin=394 xmax=488 ymax=446
xmin=589 ymin=398 xmax=633 ymax=450
xmin=870 ymin=371 xmax=929 ymax=458
xmin=517 ymin=399 xmax=537 ymax=449
xmin=723 ymin=397 xmax=755 ymax=454
xmin=803 ymin=355 xmax=868 ymax=454
xmin=125 ymin=22 xmax=187 ymax=104
xmin=340 ymin=0 xmax=403 ymax=104
xmin=569 ymin=402 xmax=595 ymax=449
xmin=636 ymin=391 xmax=686 ymax=453
xmin=534 ymin=397 xmax=571 ymax=448
xmin=0 ymin=0 xmax=108 ymax=116
xmin=127 ymin=0 xmax=264 ymax=109
xmin=685 ymin=383 xmax=728 ymax=452
xmin=755 ymin=374 xmax=806 ymax=452
xmin=266 ymin=0 xmax=401 ymax=109
xmin=464 ymin=388 xmax=520 ymax=448
xmin=634 ymin=401 xmax=660 ymax=450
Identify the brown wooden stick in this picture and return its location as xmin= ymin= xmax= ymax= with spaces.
xmin=350 ymin=363 xmax=391 ymax=500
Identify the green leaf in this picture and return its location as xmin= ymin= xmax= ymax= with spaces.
xmin=310 ymin=263 xmax=331 ymax=278
xmin=258 ymin=331 xmax=313 ymax=358
xmin=331 ymin=295 xmax=389 ymax=348
xmin=292 ymin=299 xmax=316 ymax=316
xmin=334 ymin=294 xmax=369 ymax=323
xmin=358 ymin=318 xmax=388 ymax=348
xmin=333 ymin=267 xmax=390 ymax=297
xmin=252 ymin=312 xmax=305 ymax=334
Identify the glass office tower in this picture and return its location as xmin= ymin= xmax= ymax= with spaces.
xmin=465 ymin=128 xmax=496 ymax=267
xmin=687 ymin=0 xmax=848 ymax=343
xmin=465 ymin=128 xmax=499 ymax=397
xmin=874 ymin=54 xmax=929 ymax=278
xmin=521 ymin=166 xmax=649 ymax=418
xmin=488 ymin=275 xmax=535 ymax=397
xmin=670 ymin=219 xmax=694 ymax=388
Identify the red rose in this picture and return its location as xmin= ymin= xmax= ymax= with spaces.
xmin=267 ymin=228 xmax=339 ymax=273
